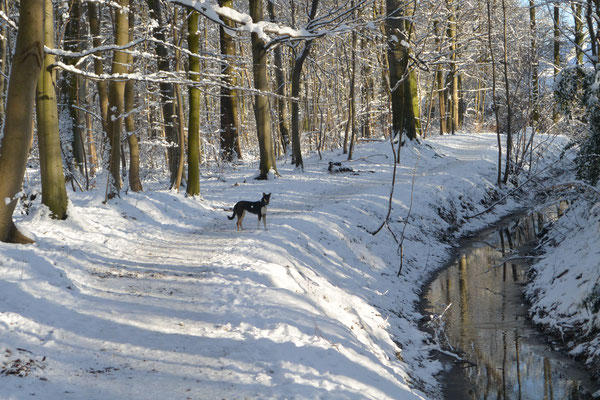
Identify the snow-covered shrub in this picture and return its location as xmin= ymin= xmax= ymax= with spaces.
xmin=555 ymin=66 xmax=600 ymax=184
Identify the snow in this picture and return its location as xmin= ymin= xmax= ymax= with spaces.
xmin=526 ymin=191 xmax=600 ymax=376
xmin=168 ymin=0 xmax=309 ymax=43
xmin=0 ymin=133 xmax=573 ymax=399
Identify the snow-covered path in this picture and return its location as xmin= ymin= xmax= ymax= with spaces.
xmin=0 ymin=133 xmax=568 ymax=399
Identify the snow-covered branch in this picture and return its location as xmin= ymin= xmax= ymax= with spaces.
xmin=166 ymin=0 xmax=374 ymax=45
xmin=0 ymin=10 xmax=17 ymax=30
xmin=49 ymin=60 xmax=298 ymax=102
xmin=167 ymin=0 xmax=313 ymax=43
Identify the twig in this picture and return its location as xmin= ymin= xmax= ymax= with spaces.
xmin=369 ymin=138 xmax=399 ymax=235
xmin=397 ymin=155 xmax=420 ymax=276
xmin=464 ymin=164 xmax=550 ymax=220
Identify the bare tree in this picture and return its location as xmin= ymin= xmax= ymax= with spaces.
xmin=291 ymin=0 xmax=320 ymax=169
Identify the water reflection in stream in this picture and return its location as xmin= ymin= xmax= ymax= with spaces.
xmin=424 ymin=207 xmax=600 ymax=399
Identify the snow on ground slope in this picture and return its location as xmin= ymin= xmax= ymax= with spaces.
xmin=0 ymin=133 xmax=568 ymax=399
xmin=526 ymin=195 xmax=600 ymax=378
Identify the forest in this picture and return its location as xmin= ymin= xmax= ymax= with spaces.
xmin=1 ymin=0 xmax=600 ymax=398
xmin=0 ymin=0 xmax=597 ymax=239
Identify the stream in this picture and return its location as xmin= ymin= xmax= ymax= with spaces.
xmin=422 ymin=206 xmax=600 ymax=399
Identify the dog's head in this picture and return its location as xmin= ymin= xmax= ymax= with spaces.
xmin=262 ymin=192 xmax=271 ymax=205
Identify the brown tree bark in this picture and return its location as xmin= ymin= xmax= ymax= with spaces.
xmin=87 ymin=2 xmax=109 ymax=132
xmin=187 ymin=10 xmax=201 ymax=195
xmin=125 ymin=6 xmax=143 ymax=192
xmin=290 ymin=0 xmax=320 ymax=169
xmin=36 ymin=0 xmax=68 ymax=219
xmin=0 ymin=0 xmax=44 ymax=243
xmin=106 ymin=0 xmax=129 ymax=198
xmin=386 ymin=0 xmax=419 ymax=142
xmin=219 ymin=0 xmax=243 ymax=161
xmin=249 ymin=0 xmax=278 ymax=179
xmin=267 ymin=2 xmax=290 ymax=156
xmin=148 ymin=0 xmax=180 ymax=186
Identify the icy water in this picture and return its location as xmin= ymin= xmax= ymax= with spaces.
xmin=423 ymin=206 xmax=600 ymax=400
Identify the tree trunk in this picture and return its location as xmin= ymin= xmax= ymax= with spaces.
xmin=0 ymin=0 xmax=8 ymax=126
xmin=62 ymin=0 xmax=85 ymax=169
xmin=85 ymin=79 xmax=98 ymax=178
xmin=385 ymin=0 xmax=418 ymax=141
xmin=501 ymin=0 xmax=512 ymax=184
xmin=187 ymin=11 xmax=201 ymax=196
xmin=106 ymin=0 xmax=129 ymax=198
xmin=87 ymin=2 xmax=109 ymax=132
xmin=586 ymin=0 xmax=598 ymax=59
xmin=148 ymin=0 xmax=180 ymax=185
xmin=347 ymin=22 xmax=358 ymax=160
xmin=290 ymin=0 xmax=319 ymax=169
xmin=267 ymin=2 xmax=290 ymax=156
xmin=125 ymin=6 xmax=142 ymax=192
xmin=553 ymin=4 xmax=560 ymax=123
xmin=488 ymin=0 xmax=502 ymax=185
xmin=576 ymin=0 xmax=585 ymax=67
xmin=219 ymin=0 xmax=242 ymax=161
xmin=530 ymin=0 xmax=539 ymax=128
xmin=249 ymin=0 xmax=278 ymax=179
xmin=434 ymin=21 xmax=446 ymax=135
xmin=36 ymin=0 xmax=68 ymax=219
xmin=0 ymin=0 xmax=44 ymax=243
xmin=448 ymin=0 xmax=460 ymax=133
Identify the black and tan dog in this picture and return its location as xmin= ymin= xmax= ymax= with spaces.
xmin=228 ymin=193 xmax=271 ymax=231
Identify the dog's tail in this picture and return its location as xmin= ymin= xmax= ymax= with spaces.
xmin=227 ymin=212 xmax=235 ymax=220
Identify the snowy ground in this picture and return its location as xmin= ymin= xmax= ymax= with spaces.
xmin=526 ymin=189 xmax=600 ymax=378
xmin=0 ymin=133 xmax=570 ymax=399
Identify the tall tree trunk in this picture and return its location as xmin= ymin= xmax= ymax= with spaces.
xmin=290 ymin=0 xmax=319 ymax=169
xmin=587 ymin=0 xmax=598 ymax=59
xmin=553 ymin=4 xmax=560 ymax=123
xmin=385 ymin=0 xmax=418 ymax=142
xmin=347 ymin=22 xmax=358 ymax=160
xmin=267 ymin=2 xmax=290 ymax=156
xmin=249 ymin=0 xmax=278 ymax=179
xmin=62 ymin=0 xmax=85 ymax=169
xmin=187 ymin=11 xmax=201 ymax=196
xmin=85 ymin=78 xmax=98 ymax=178
xmin=171 ymin=8 xmax=186 ymax=191
xmin=529 ymin=0 xmax=539 ymax=128
xmin=488 ymin=0 xmax=502 ymax=185
xmin=0 ymin=0 xmax=44 ymax=243
xmin=106 ymin=0 xmax=129 ymax=198
xmin=87 ymin=2 xmax=109 ymax=132
xmin=434 ymin=20 xmax=447 ymax=135
xmin=573 ymin=3 xmax=584 ymax=66
xmin=501 ymin=0 xmax=512 ymax=184
xmin=147 ymin=0 xmax=179 ymax=185
xmin=448 ymin=0 xmax=459 ymax=133
xmin=36 ymin=0 xmax=68 ymax=219
xmin=125 ymin=6 xmax=142 ymax=192
xmin=0 ymin=0 xmax=8 ymax=125
xmin=219 ymin=0 xmax=242 ymax=161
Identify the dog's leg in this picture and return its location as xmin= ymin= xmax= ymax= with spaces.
xmin=237 ymin=211 xmax=245 ymax=230
xmin=263 ymin=214 xmax=267 ymax=230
